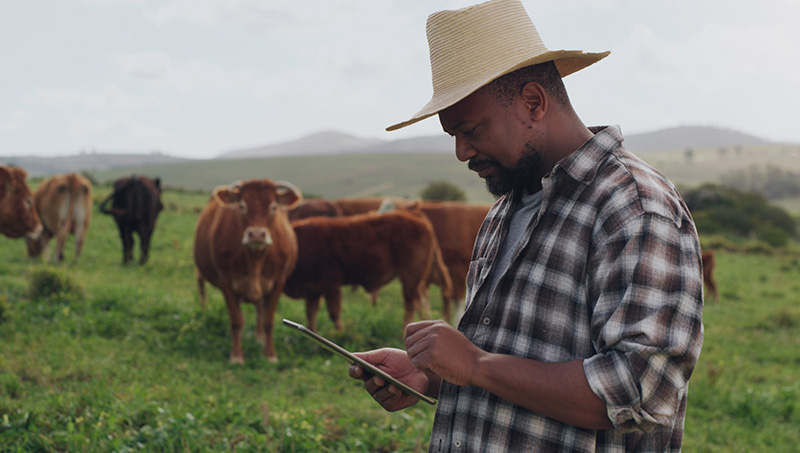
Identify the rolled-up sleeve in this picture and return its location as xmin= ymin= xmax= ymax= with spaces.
xmin=583 ymin=212 xmax=704 ymax=432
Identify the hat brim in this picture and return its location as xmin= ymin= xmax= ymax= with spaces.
xmin=386 ymin=50 xmax=610 ymax=132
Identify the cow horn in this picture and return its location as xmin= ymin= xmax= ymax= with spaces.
xmin=274 ymin=180 xmax=302 ymax=209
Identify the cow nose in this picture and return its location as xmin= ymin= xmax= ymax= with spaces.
xmin=27 ymin=224 xmax=44 ymax=241
xmin=242 ymin=227 xmax=273 ymax=249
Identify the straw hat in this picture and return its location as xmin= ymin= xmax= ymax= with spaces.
xmin=386 ymin=0 xmax=610 ymax=131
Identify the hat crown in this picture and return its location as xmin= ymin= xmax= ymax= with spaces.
xmin=385 ymin=0 xmax=609 ymax=131
xmin=427 ymin=0 xmax=546 ymax=99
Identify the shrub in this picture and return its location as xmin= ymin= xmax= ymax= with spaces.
xmin=419 ymin=181 xmax=466 ymax=202
xmin=28 ymin=268 xmax=83 ymax=302
xmin=757 ymin=224 xmax=790 ymax=248
xmin=682 ymin=183 xmax=797 ymax=246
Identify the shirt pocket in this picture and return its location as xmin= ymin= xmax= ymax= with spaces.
xmin=464 ymin=257 xmax=489 ymax=308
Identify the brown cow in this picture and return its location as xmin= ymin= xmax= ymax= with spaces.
xmin=334 ymin=196 xmax=433 ymax=306
xmin=26 ymin=173 xmax=92 ymax=262
xmin=334 ymin=196 xmax=417 ymax=216
xmin=99 ymin=175 xmax=163 ymax=264
xmin=288 ymin=198 xmax=342 ymax=222
xmin=379 ymin=199 xmax=491 ymax=321
xmin=413 ymin=201 xmax=491 ymax=320
xmin=702 ymin=250 xmax=718 ymax=302
xmin=194 ymin=179 xmax=302 ymax=363
xmin=0 ymin=165 xmax=42 ymax=240
xmin=284 ymin=210 xmax=445 ymax=332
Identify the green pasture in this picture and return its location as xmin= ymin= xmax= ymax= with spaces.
xmin=86 ymin=152 xmax=497 ymax=205
xmin=84 ymin=143 xmax=800 ymax=211
xmin=1 ymin=187 xmax=799 ymax=451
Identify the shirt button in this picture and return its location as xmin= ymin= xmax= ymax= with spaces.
xmin=454 ymin=440 xmax=462 ymax=448
xmin=482 ymin=317 xmax=491 ymax=325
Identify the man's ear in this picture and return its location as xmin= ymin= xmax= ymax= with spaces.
xmin=520 ymin=82 xmax=547 ymax=122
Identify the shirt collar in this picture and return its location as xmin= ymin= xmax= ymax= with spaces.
xmin=498 ymin=125 xmax=624 ymax=211
xmin=552 ymin=125 xmax=624 ymax=185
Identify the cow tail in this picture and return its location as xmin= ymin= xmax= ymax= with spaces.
xmin=98 ymin=190 xmax=115 ymax=215
xmin=98 ymin=177 xmax=134 ymax=216
xmin=64 ymin=176 xmax=78 ymax=236
xmin=426 ymin=231 xmax=453 ymax=321
xmin=196 ymin=268 xmax=208 ymax=312
xmin=430 ymin=234 xmax=453 ymax=300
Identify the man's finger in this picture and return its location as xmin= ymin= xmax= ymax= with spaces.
xmin=404 ymin=320 xmax=437 ymax=338
xmin=349 ymin=364 xmax=364 ymax=379
xmin=364 ymin=375 xmax=387 ymax=394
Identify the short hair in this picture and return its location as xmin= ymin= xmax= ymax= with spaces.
xmin=481 ymin=61 xmax=570 ymax=108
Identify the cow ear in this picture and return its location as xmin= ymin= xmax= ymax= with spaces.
xmin=212 ymin=186 xmax=236 ymax=205
xmin=10 ymin=167 xmax=28 ymax=183
xmin=274 ymin=181 xmax=302 ymax=209
xmin=0 ymin=166 xmax=10 ymax=195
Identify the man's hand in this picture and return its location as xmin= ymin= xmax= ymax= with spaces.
xmin=349 ymin=348 xmax=431 ymax=411
xmin=405 ymin=320 xmax=485 ymax=386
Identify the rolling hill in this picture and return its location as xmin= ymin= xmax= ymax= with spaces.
xmin=2 ymin=125 xmax=777 ymax=178
xmin=216 ymin=125 xmax=771 ymax=159
xmin=6 ymin=124 xmax=799 ymax=210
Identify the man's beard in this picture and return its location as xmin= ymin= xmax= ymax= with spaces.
xmin=474 ymin=146 xmax=543 ymax=198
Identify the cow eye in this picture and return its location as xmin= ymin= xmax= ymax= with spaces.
xmin=270 ymin=203 xmax=278 ymax=215
xmin=239 ymin=201 xmax=247 ymax=213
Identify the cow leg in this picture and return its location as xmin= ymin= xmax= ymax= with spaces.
xmin=398 ymin=265 xmax=430 ymax=326
xmin=222 ymin=288 xmax=246 ymax=364
xmin=117 ymin=222 xmax=134 ymax=264
xmin=440 ymin=287 xmax=452 ymax=323
xmin=72 ymin=223 xmax=87 ymax=260
xmin=256 ymin=289 xmax=281 ymax=363
xmin=54 ymin=224 xmax=69 ymax=263
xmin=369 ymin=289 xmax=379 ymax=306
xmin=40 ymin=237 xmax=53 ymax=263
xmin=305 ymin=294 xmax=322 ymax=332
xmin=417 ymin=284 xmax=432 ymax=320
xmin=706 ymin=279 xmax=718 ymax=302
xmin=322 ymin=287 xmax=343 ymax=331
xmin=138 ymin=226 xmax=153 ymax=265
xmin=400 ymin=280 xmax=423 ymax=328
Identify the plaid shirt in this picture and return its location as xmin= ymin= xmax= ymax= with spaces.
xmin=429 ymin=126 xmax=704 ymax=452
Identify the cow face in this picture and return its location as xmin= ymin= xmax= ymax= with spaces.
xmin=213 ymin=179 xmax=302 ymax=250
xmin=0 ymin=166 xmax=43 ymax=240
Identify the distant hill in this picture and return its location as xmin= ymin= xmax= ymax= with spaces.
xmin=217 ymin=131 xmax=384 ymax=159
xmin=214 ymin=125 xmax=772 ymax=159
xmin=1 ymin=153 xmax=190 ymax=178
xmin=623 ymin=125 xmax=769 ymax=152
xmin=1 ymin=125 xmax=778 ymax=178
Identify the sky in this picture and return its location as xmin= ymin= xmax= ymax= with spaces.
xmin=2 ymin=0 xmax=799 ymax=159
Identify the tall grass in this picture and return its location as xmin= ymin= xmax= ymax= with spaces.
xmin=1 ymin=188 xmax=798 ymax=451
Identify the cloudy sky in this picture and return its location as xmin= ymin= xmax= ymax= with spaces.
xmin=2 ymin=0 xmax=799 ymax=159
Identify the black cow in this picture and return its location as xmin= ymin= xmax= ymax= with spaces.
xmin=99 ymin=175 xmax=164 ymax=264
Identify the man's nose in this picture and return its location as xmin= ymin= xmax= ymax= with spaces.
xmin=454 ymin=137 xmax=477 ymax=162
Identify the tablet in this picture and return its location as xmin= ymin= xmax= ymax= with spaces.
xmin=282 ymin=319 xmax=436 ymax=405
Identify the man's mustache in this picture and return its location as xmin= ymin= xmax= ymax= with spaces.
xmin=468 ymin=159 xmax=498 ymax=171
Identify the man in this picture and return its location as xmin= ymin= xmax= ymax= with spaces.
xmin=349 ymin=1 xmax=704 ymax=452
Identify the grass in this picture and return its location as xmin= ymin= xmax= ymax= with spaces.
xmin=1 ymin=187 xmax=799 ymax=451
xmin=1 ymin=189 xmax=437 ymax=452
xmin=682 ymin=252 xmax=800 ymax=452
